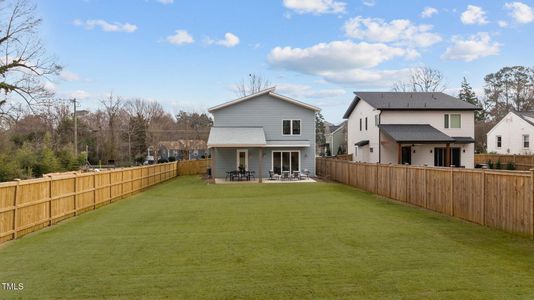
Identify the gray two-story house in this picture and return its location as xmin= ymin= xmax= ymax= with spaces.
xmin=207 ymin=88 xmax=320 ymax=182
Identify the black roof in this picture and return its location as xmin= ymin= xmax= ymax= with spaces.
xmin=379 ymin=124 xmax=456 ymax=143
xmin=511 ymin=111 xmax=534 ymax=127
xmin=355 ymin=140 xmax=369 ymax=146
xmin=343 ymin=92 xmax=480 ymax=119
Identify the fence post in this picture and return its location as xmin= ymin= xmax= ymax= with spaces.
xmin=423 ymin=167 xmax=428 ymax=208
xmin=346 ymin=161 xmax=350 ymax=185
xmin=482 ymin=169 xmax=486 ymax=226
xmin=93 ymin=173 xmax=97 ymax=210
xmin=375 ymin=162 xmax=379 ymax=194
xmin=388 ymin=164 xmax=392 ymax=198
xmin=121 ymin=169 xmax=124 ymax=199
xmin=531 ymin=169 xmax=534 ymax=239
xmin=12 ymin=179 xmax=21 ymax=240
xmin=450 ymin=167 xmax=454 ymax=216
xmin=109 ymin=171 xmax=112 ymax=203
xmin=48 ymin=175 xmax=53 ymax=226
xmin=74 ymin=173 xmax=78 ymax=216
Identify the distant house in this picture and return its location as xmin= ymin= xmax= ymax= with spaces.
xmin=207 ymin=88 xmax=320 ymax=181
xmin=487 ymin=111 xmax=534 ymax=155
xmin=325 ymin=121 xmax=347 ymax=156
xmin=343 ymin=92 xmax=478 ymax=168
xmin=158 ymin=139 xmax=208 ymax=160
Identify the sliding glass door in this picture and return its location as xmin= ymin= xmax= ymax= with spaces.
xmin=272 ymin=151 xmax=300 ymax=174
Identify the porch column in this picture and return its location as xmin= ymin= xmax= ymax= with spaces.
xmin=445 ymin=143 xmax=450 ymax=167
xmin=258 ymin=147 xmax=263 ymax=183
xmin=397 ymin=143 xmax=402 ymax=164
xmin=211 ymin=147 xmax=216 ymax=179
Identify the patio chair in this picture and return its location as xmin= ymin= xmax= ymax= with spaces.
xmin=292 ymin=171 xmax=300 ymax=181
xmin=247 ymin=171 xmax=255 ymax=181
xmin=300 ymin=169 xmax=310 ymax=180
xmin=281 ymin=171 xmax=290 ymax=181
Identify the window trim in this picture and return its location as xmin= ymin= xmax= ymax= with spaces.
xmin=523 ymin=134 xmax=530 ymax=149
xmin=281 ymin=119 xmax=301 ymax=136
xmin=496 ymin=135 xmax=502 ymax=148
xmin=444 ymin=113 xmax=461 ymax=129
xmin=271 ymin=150 xmax=301 ymax=174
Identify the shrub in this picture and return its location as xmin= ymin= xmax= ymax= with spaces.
xmin=506 ymin=162 xmax=516 ymax=170
xmin=33 ymin=147 xmax=61 ymax=177
xmin=168 ymin=156 xmax=176 ymax=162
xmin=495 ymin=160 xmax=502 ymax=170
xmin=157 ymin=158 xmax=169 ymax=163
xmin=0 ymin=153 xmax=20 ymax=182
xmin=487 ymin=160 xmax=493 ymax=169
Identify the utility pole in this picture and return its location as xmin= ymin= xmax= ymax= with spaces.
xmin=71 ymin=98 xmax=78 ymax=157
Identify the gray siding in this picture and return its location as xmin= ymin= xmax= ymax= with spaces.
xmin=212 ymin=94 xmax=316 ymax=177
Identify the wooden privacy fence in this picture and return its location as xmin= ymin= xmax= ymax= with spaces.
xmin=0 ymin=162 xmax=180 ymax=245
xmin=475 ymin=154 xmax=534 ymax=170
xmin=317 ymin=158 xmax=534 ymax=238
xmin=177 ymin=159 xmax=210 ymax=175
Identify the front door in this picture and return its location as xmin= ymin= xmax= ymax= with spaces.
xmin=401 ymin=146 xmax=411 ymax=165
xmin=236 ymin=149 xmax=248 ymax=170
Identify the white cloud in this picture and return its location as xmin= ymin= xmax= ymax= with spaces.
xmin=421 ymin=7 xmax=438 ymax=18
xmin=498 ymin=20 xmax=509 ymax=27
xmin=505 ymin=2 xmax=534 ymax=24
xmin=460 ymin=5 xmax=488 ymax=25
xmin=205 ymin=32 xmax=240 ymax=47
xmin=157 ymin=0 xmax=174 ymax=4
xmin=59 ymin=70 xmax=80 ymax=81
xmin=43 ymin=81 xmax=56 ymax=93
xmin=69 ymin=90 xmax=90 ymax=100
xmin=166 ymin=30 xmax=194 ymax=45
xmin=283 ymin=0 xmax=346 ymax=15
xmin=268 ymin=40 xmax=416 ymax=87
xmin=343 ymin=17 xmax=441 ymax=48
xmin=442 ymin=32 xmax=501 ymax=62
xmin=268 ymin=40 xmax=415 ymax=73
xmin=362 ymin=0 xmax=375 ymax=7
xmin=276 ymin=83 xmax=346 ymax=99
xmin=73 ymin=19 xmax=137 ymax=33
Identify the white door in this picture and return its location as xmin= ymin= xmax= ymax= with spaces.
xmin=236 ymin=149 xmax=248 ymax=170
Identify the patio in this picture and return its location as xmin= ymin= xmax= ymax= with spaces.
xmin=214 ymin=177 xmax=316 ymax=184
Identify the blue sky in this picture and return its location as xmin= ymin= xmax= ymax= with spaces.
xmin=37 ymin=0 xmax=534 ymax=123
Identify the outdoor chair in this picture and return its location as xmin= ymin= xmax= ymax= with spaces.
xmin=300 ymin=169 xmax=310 ymax=180
xmin=247 ymin=171 xmax=255 ymax=181
xmin=292 ymin=171 xmax=300 ymax=181
xmin=281 ymin=171 xmax=290 ymax=181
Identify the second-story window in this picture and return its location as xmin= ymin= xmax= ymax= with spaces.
xmin=496 ymin=136 xmax=502 ymax=148
xmin=444 ymin=114 xmax=461 ymax=128
xmin=359 ymin=118 xmax=362 ymax=131
xmin=282 ymin=119 xmax=300 ymax=135
xmin=365 ymin=117 xmax=368 ymax=130
xmin=523 ymin=134 xmax=530 ymax=148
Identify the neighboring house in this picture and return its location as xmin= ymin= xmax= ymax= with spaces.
xmin=158 ymin=139 xmax=208 ymax=160
xmin=343 ymin=92 xmax=478 ymax=168
xmin=207 ymin=88 xmax=320 ymax=181
xmin=487 ymin=111 xmax=534 ymax=155
xmin=326 ymin=121 xmax=347 ymax=156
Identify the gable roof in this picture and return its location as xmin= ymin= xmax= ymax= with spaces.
xmin=343 ymin=92 xmax=480 ymax=119
xmin=512 ymin=110 xmax=534 ymax=127
xmin=208 ymin=87 xmax=321 ymax=113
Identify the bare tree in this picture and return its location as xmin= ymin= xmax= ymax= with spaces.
xmin=100 ymin=93 xmax=122 ymax=162
xmin=392 ymin=67 xmax=446 ymax=93
xmin=0 ymin=0 xmax=61 ymax=112
xmin=235 ymin=73 xmax=272 ymax=97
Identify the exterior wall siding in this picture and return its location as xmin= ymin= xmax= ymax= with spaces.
xmin=346 ymin=100 xmax=380 ymax=163
xmin=487 ymin=112 xmax=534 ymax=155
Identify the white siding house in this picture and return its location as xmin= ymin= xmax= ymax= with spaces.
xmin=344 ymin=92 xmax=479 ymax=168
xmin=487 ymin=111 xmax=534 ymax=155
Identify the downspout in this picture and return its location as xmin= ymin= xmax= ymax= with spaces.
xmin=378 ymin=110 xmax=382 ymax=163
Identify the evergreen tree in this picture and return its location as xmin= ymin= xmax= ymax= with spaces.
xmin=315 ymin=112 xmax=326 ymax=147
xmin=459 ymin=77 xmax=484 ymax=121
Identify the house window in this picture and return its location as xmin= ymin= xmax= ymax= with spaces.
xmin=496 ymin=136 xmax=502 ymax=148
xmin=292 ymin=120 xmax=301 ymax=135
xmin=365 ymin=117 xmax=368 ymax=130
xmin=523 ymin=134 xmax=530 ymax=148
xmin=359 ymin=118 xmax=362 ymax=131
xmin=444 ymin=114 xmax=461 ymax=128
xmin=370 ymin=147 xmax=373 ymax=153
xmin=282 ymin=120 xmax=300 ymax=135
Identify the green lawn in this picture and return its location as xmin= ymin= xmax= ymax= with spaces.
xmin=1 ymin=176 xmax=534 ymax=299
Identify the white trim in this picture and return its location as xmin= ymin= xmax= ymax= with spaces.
xmin=282 ymin=119 xmax=302 ymax=136
xmin=208 ymin=144 xmax=266 ymax=148
xmin=270 ymin=150 xmax=301 ymax=174
xmin=208 ymin=88 xmax=321 ymax=112
xmin=236 ymin=149 xmax=249 ymax=170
